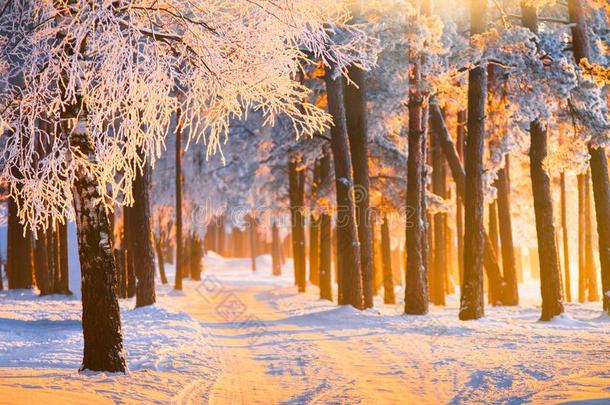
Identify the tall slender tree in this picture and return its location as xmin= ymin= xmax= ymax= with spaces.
xmin=568 ymin=0 xmax=610 ymax=316
xmin=344 ymin=67 xmax=374 ymax=308
xmin=324 ymin=63 xmax=364 ymax=309
xmin=522 ymin=2 xmax=564 ymax=321
xmin=460 ymin=0 xmax=488 ymax=321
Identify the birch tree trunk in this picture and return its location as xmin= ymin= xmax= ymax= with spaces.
xmin=70 ymin=125 xmax=126 ymax=372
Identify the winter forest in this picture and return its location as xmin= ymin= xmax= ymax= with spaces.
xmin=0 ymin=0 xmax=608 ymax=403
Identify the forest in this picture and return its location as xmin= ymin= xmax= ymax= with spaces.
xmin=0 ymin=0 xmax=608 ymax=403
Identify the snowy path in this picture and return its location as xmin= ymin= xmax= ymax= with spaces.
xmin=165 ymin=254 xmax=610 ymax=404
xmin=1 ymin=253 xmax=609 ymax=404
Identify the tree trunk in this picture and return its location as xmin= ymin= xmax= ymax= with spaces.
xmin=488 ymin=201 xmax=499 ymax=304
xmin=124 ymin=207 xmax=136 ymax=298
xmin=460 ymin=0 xmax=488 ymax=320
xmin=456 ymin=110 xmax=466 ymax=286
xmin=249 ymin=216 xmax=257 ymax=272
xmin=381 ymin=214 xmax=395 ymax=305
xmin=132 ymin=154 xmax=156 ymax=308
xmin=496 ymin=160 xmax=519 ymax=305
xmin=584 ymin=172 xmax=599 ymax=301
xmin=324 ymin=63 xmax=364 ymax=309
xmin=319 ymin=212 xmax=333 ymax=302
xmin=6 ymin=197 xmax=34 ymax=289
xmin=578 ymin=174 xmax=587 ymax=302
xmin=175 ymin=107 xmax=184 ymax=291
xmin=155 ymin=235 xmax=168 ymax=284
xmin=588 ymin=147 xmax=610 ymax=313
xmin=530 ymin=121 xmax=565 ymax=321
xmin=344 ymin=66 xmax=374 ymax=309
xmin=47 ymin=227 xmax=59 ymax=292
xmin=404 ymin=58 xmax=429 ymax=315
xmin=309 ymin=216 xmax=320 ymax=286
xmin=288 ymin=158 xmax=307 ymax=292
xmin=190 ymin=236 xmax=203 ymax=281
xmin=70 ymin=128 xmax=126 ymax=372
xmin=430 ymin=101 xmax=505 ymax=303
xmin=560 ymin=172 xmax=571 ymax=302
xmin=272 ymin=220 xmax=282 ymax=276
xmin=431 ymin=117 xmax=446 ymax=306
xmin=34 ymin=228 xmax=51 ymax=296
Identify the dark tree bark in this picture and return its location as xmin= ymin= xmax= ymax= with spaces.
xmin=175 ymin=107 xmax=184 ymax=291
xmin=560 ymin=172 xmax=571 ymax=302
xmin=522 ymin=2 xmax=565 ymax=320
xmin=6 ymin=197 xmax=34 ymax=289
xmin=272 ymin=219 xmax=282 ymax=276
xmin=460 ymin=0 xmax=488 ymax=320
xmin=190 ymin=236 xmax=203 ymax=280
xmin=319 ymin=212 xmax=333 ymax=302
xmin=429 ymin=101 xmax=505 ymax=304
xmin=431 ymin=118 xmax=446 ymax=306
xmin=404 ymin=58 xmax=429 ymax=315
xmin=288 ymin=157 xmax=307 ymax=292
xmin=488 ymin=201 xmax=499 ymax=303
xmin=324 ymin=63 xmax=364 ymax=309
xmin=344 ymin=66 xmax=374 ymax=309
xmin=70 ymin=129 xmax=126 ymax=372
xmin=381 ymin=214 xmax=395 ymax=305
xmin=47 ymin=227 xmax=58 ymax=292
xmin=496 ymin=160 xmax=519 ymax=305
xmin=309 ymin=159 xmax=322 ymax=286
xmin=529 ymin=122 xmax=565 ymax=320
xmin=132 ymin=155 xmax=156 ymax=308
xmin=456 ymin=110 xmax=466 ymax=286
xmin=154 ymin=234 xmax=168 ymax=284
xmin=34 ymin=228 xmax=51 ymax=296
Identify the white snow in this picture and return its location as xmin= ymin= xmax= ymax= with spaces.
xmin=1 ymin=253 xmax=609 ymax=403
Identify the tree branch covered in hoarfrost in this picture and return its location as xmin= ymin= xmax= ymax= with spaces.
xmin=0 ymin=0 xmax=379 ymax=230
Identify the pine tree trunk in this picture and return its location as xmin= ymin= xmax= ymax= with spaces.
xmin=70 ymin=127 xmax=126 ymax=372
xmin=488 ymin=201 xmax=499 ymax=304
xmin=497 ymin=161 xmax=519 ymax=305
xmin=344 ymin=66 xmax=374 ymax=309
xmin=309 ymin=216 xmax=320 ymax=286
xmin=381 ymin=214 xmax=395 ymax=305
xmin=47 ymin=227 xmax=58 ymax=292
xmin=456 ymin=111 xmax=465 ymax=286
xmin=324 ymin=63 xmax=364 ymax=309
xmin=430 ymin=101 xmax=505 ymax=303
xmin=560 ymin=172 xmax=571 ymax=302
xmin=175 ymin=107 xmax=184 ymax=291
xmin=404 ymin=59 xmax=429 ymax=315
xmin=319 ymin=213 xmax=333 ymax=302
xmin=34 ymin=228 xmax=51 ymax=296
xmin=155 ymin=235 xmax=168 ymax=284
xmin=272 ymin=220 xmax=282 ymax=276
xmin=460 ymin=0 xmax=488 ymax=320
xmin=588 ymin=147 xmax=610 ymax=313
xmin=6 ymin=197 xmax=34 ymax=289
xmin=288 ymin=158 xmax=307 ymax=292
xmin=431 ymin=118 xmax=446 ymax=306
xmin=530 ymin=121 xmax=565 ymax=321
xmin=190 ymin=236 xmax=203 ymax=280
xmin=132 ymin=155 xmax=156 ymax=308
xmin=584 ymin=172 xmax=599 ymax=301
xmin=578 ymin=174 xmax=587 ymax=302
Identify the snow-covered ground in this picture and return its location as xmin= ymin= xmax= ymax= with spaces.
xmin=1 ymin=253 xmax=609 ymax=404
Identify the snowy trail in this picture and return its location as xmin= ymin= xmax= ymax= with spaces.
xmin=1 ymin=253 xmax=609 ymax=404
xmin=163 ymin=254 xmax=610 ymax=404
